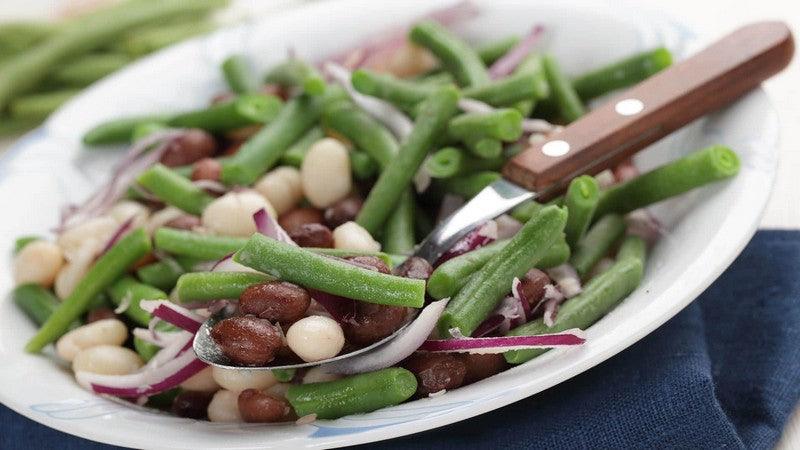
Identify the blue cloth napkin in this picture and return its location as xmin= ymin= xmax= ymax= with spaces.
xmin=3 ymin=230 xmax=800 ymax=450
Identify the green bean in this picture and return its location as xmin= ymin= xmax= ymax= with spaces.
xmin=130 ymin=122 xmax=169 ymax=142
xmin=308 ymin=248 xmax=394 ymax=268
xmin=234 ymin=234 xmax=426 ymax=308
xmin=350 ymin=149 xmax=379 ymax=180
xmin=50 ymin=53 xmax=130 ymax=87
xmin=107 ymin=276 xmax=166 ymax=326
xmin=382 ymin=189 xmax=416 ymax=255
xmin=136 ymin=164 xmax=214 ymax=215
xmin=511 ymin=54 xmax=549 ymax=116
xmin=25 ymin=228 xmax=151 ymax=352
xmin=594 ymin=145 xmax=741 ymax=217
xmin=476 ymin=35 xmax=521 ymax=65
xmin=134 ymin=321 xmax=177 ymax=362
xmin=286 ymin=368 xmax=417 ymax=419
xmin=0 ymin=21 xmax=57 ymax=57
xmin=440 ymin=170 xmax=501 ymax=198
xmin=449 ymin=109 xmax=523 ymax=143
xmin=510 ymin=200 xmax=544 ymax=223
xmin=221 ymin=94 xmax=325 ymax=186
xmin=323 ymin=99 xmax=399 ymax=168
xmin=264 ymin=59 xmax=326 ymax=96
xmin=9 ymin=89 xmax=80 ymax=121
xmin=86 ymin=292 xmax=112 ymax=311
xmin=351 ymin=69 xmax=438 ymax=109
xmin=616 ymin=235 xmax=647 ymax=263
xmin=570 ymin=214 xmax=626 ymax=279
xmin=0 ymin=115 xmax=39 ymax=137
xmin=13 ymin=284 xmax=79 ymax=329
xmin=175 ymin=272 xmax=272 ymax=303
xmin=221 ymin=54 xmax=260 ymax=94
xmin=82 ymin=114 xmax=172 ymax=146
xmin=438 ymin=206 xmax=568 ymax=336
xmin=410 ymin=21 xmax=489 ymax=87
xmin=135 ymin=260 xmax=184 ymax=291
xmin=118 ymin=20 xmax=214 ymax=57
xmin=542 ymin=55 xmax=585 ymax=122
xmin=563 ymin=175 xmax=600 ymax=249
xmin=465 ymin=135 xmax=502 ymax=159
xmin=416 ymin=71 xmax=455 ymax=86
xmin=154 ymin=228 xmax=247 ymax=261
xmin=168 ymin=93 xmax=282 ymax=132
xmin=356 ymin=86 xmax=459 ymax=233
xmin=279 ymin=126 xmax=326 ymax=167
xmin=505 ymin=256 xmax=644 ymax=363
xmin=425 ymin=146 xmax=504 ymax=179
xmin=272 ymin=369 xmax=296 ymax=383
xmin=573 ymin=47 xmax=672 ymax=101
xmin=0 ymin=0 xmax=228 ymax=111
xmin=462 ymin=71 xmax=549 ymax=107
xmin=13 ymin=236 xmax=41 ymax=254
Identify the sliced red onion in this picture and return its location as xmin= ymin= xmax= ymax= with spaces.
xmin=595 ymin=169 xmax=616 ymax=189
xmin=613 ymin=159 xmax=640 ymax=183
xmin=152 ymin=249 xmax=184 ymax=274
xmin=309 ymin=290 xmax=357 ymax=323
xmin=542 ymin=299 xmax=560 ymax=327
xmin=414 ymin=165 xmax=432 ymax=194
xmin=132 ymin=327 xmax=180 ymax=347
xmin=530 ymin=283 xmax=565 ymax=320
xmin=95 ymin=215 xmax=135 ymax=261
xmin=546 ymin=264 xmax=583 ymax=298
xmin=253 ymin=208 xmax=296 ymax=245
xmin=144 ymin=332 xmax=194 ymax=371
xmin=191 ymin=179 xmax=227 ymax=194
xmin=510 ymin=276 xmax=532 ymax=320
xmin=437 ymin=220 xmax=497 ymax=264
xmin=437 ymin=193 xmax=465 ymax=223
xmin=495 ymin=214 xmax=523 ymax=239
xmin=419 ymin=328 xmax=585 ymax=353
xmin=488 ymin=25 xmax=545 ymax=79
xmin=625 ymin=209 xmax=664 ymax=243
xmin=139 ymin=300 xmax=204 ymax=333
xmin=471 ymin=295 xmax=525 ymax=337
xmin=321 ymin=299 xmax=449 ymax=374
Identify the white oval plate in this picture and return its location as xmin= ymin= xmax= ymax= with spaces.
xmin=0 ymin=0 xmax=778 ymax=448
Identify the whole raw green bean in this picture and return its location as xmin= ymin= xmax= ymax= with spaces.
xmin=426 ymin=146 xmax=505 ymax=179
xmin=50 ymin=53 xmax=130 ymax=87
xmin=351 ymin=69 xmax=438 ymax=109
xmin=438 ymin=205 xmax=568 ymax=336
xmin=410 ymin=21 xmax=489 ymax=87
xmin=542 ymin=55 xmax=585 ymax=122
xmin=221 ymin=54 xmax=260 ymax=94
xmin=594 ymin=145 xmax=741 ymax=217
xmin=476 ymin=35 xmax=521 ymax=65
xmin=322 ymin=99 xmax=400 ymax=168
xmin=136 ymin=164 xmax=214 ymax=215
xmin=356 ymin=86 xmax=459 ymax=234
xmin=350 ymin=149 xmax=379 ymax=180
xmin=573 ymin=47 xmax=672 ymax=101
xmin=154 ymin=228 xmax=247 ymax=261
xmin=563 ymin=175 xmax=600 ymax=248
xmin=13 ymin=284 xmax=79 ymax=328
xmin=107 ymin=276 xmax=166 ymax=326
xmin=286 ymin=368 xmax=417 ymax=419
xmin=570 ymin=214 xmax=626 ymax=279
xmin=616 ymin=235 xmax=647 ymax=263
xmin=264 ymin=59 xmax=326 ymax=96
xmin=449 ymin=109 xmax=523 ymax=142
xmin=234 ymin=234 xmax=426 ymax=307
xmin=168 ymin=93 xmax=282 ymax=132
xmin=82 ymin=114 xmax=172 ymax=146
xmin=505 ymin=256 xmax=644 ymax=363
xmin=25 ymin=228 xmax=151 ymax=352
xmin=382 ymin=189 xmax=416 ymax=255
xmin=9 ymin=89 xmax=80 ymax=121
xmin=175 ymin=272 xmax=272 ymax=303
xmin=13 ymin=235 xmax=41 ymax=254
xmin=221 ymin=94 xmax=324 ymax=186
xmin=462 ymin=71 xmax=549 ymax=107
xmin=440 ymin=170 xmax=501 ymax=198
xmin=279 ymin=126 xmax=325 ymax=167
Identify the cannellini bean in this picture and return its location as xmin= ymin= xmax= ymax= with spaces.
xmin=332 ymin=221 xmax=381 ymax=252
xmin=108 ymin=200 xmax=150 ymax=228
xmin=302 ymin=367 xmax=341 ymax=384
xmin=254 ymin=166 xmax=303 ymax=215
xmin=301 ymin=138 xmax=352 ymax=208
xmin=179 ymin=366 xmax=220 ymax=392
xmin=146 ymin=206 xmax=186 ymax=235
xmin=211 ymin=366 xmax=278 ymax=392
xmin=286 ymin=316 xmax=345 ymax=362
xmin=207 ymin=390 xmax=243 ymax=422
xmin=56 ymin=319 xmax=128 ymax=362
xmin=72 ymin=345 xmax=143 ymax=375
xmin=57 ymin=216 xmax=117 ymax=261
xmin=13 ymin=240 xmax=64 ymax=287
xmin=201 ymin=190 xmax=277 ymax=237
xmin=54 ymin=239 xmax=97 ymax=299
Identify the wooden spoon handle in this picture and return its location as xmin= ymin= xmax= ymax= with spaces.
xmin=503 ymin=21 xmax=794 ymax=195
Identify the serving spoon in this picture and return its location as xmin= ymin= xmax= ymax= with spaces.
xmin=194 ymin=21 xmax=794 ymax=370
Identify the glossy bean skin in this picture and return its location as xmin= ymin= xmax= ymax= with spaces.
xmin=409 ymin=21 xmax=489 ymax=87
xmin=211 ymin=316 xmax=284 ymax=366
xmin=159 ymin=129 xmax=217 ymax=167
xmin=403 ymin=353 xmax=466 ymax=396
xmin=288 ymin=223 xmax=334 ymax=248
xmin=239 ymin=281 xmax=311 ymax=324
xmin=171 ymin=390 xmax=214 ymax=419
xmin=324 ymin=195 xmax=362 ymax=229
xmin=280 ymin=207 xmax=325 ymax=232
xmin=342 ymin=302 xmax=409 ymax=346
xmin=393 ymin=256 xmax=434 ymax=280
xmin=238 ymin=389 xmax=292 ymax=423
xmin=191 ymin=158 xmax=222 ymax=181
xmin=517 ymin=268 xmax=550 ymax=306
xmin=459 ymin=353 xmax=508 ymax=385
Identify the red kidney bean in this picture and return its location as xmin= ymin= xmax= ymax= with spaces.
xmin=160 ymin=129 xmax=217 ymax=167
xmin=191 ymin=158 xmax=222 ymax=181
xmin=343 ymin=255 xmax=390 ymax=274
xmin=403 ymin=352 xmax=467 ymax=396
xmin=394 ymin=257 xmax=434 ymax=280
xmin=171 ymin=390 xmax=214 ymax=419
xmin=458 ymin=353 xmax=508 ymax=385
xmin=211 ymin=316 xmax=283 ymax=366
xmin=279 ymin=207 xmax=324 ymax=233
xmin=86 ymin=307 xmax=117 ymax=324
xmin=238 ymin=389 xmax=292 ymax=423
xmin=164 ymin=215 xmax=202 ymax=231
xmin=238 ymin=281 xmax=311 ymax=324
xmin=288 ymin=223 xmax=333 ymax=248
xmin=323 ymin=195 xmax=363 ymax=229
xmin=518 ymin=268 xmax=550 ymax=306
xmin=222 ymin=141 xmax=243 ymax=156
xmin=225 ymin=125 xmax=262 ymax=143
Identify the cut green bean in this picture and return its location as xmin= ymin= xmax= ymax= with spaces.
xmin=13 ymin=236 xmax=41 ymax=254
xmin=356 ymin=86 xmax=459 ymax=234
xmin=382 ymin=189 xmax=416 ymax=255
xmin=570 ymin=214 xmax=626 ymax=279
xmin=440 ymin=170 xmax=501 ymax=198
xmin=286 ymin=368 xmax=417 ymax=419
xmin=594 ymin=145 xmax=741 ymax=217
xmin=264 ymin=59 xmax=326 ymax=96
xmin=323 ymin=99 xmax=399 ymax=168
xmin=279 ymin=126 xmax=325 ymax=167
xmin=13 ymin=284 xmax=79 ymax=329
xmin=476 ymin=35 xmax=521 ymax=65
xmin=221 ymin=54 xmax=260 ymax=94
xmin=617 ymin=235 xmax=647 ymax=263
xmin=82 ymin=114 xmax=172 ymax=146
xmin=464 ymin=136 xmax=502 ymax=159
xmin=438 ymin=206 xmax=568 ymax=336
xmin=50 ymin=53 xmax=130 ymax=87
xmin=449 ymin=109 xmax=523 ymax=142
xmin=168 ymin=93 xmax=281 ymax=132
xmin=505 ymin=256 xmax=644 ymax=363
xmin=573 ymin=47 xmax=672 ymax=101
xmin=542 ymin=55 xmax=585 ymax=122
xmin=25 ymin=228 xmax=151 ymax=352
xmin=351 ymin=69 xmax=438 ymax=109
xmin=107 ymin=276 xmax=166 ymax=326
xmin=425 ymin=146 xmax=504 ymax=179
xmin=135 ymin=259 xmax=186 ymax=292
xmin=410 ymin=21 xmax=489 ymax=87
xmin=136 ymin=164 xmax=214 ymax=215
xmin=9 ymin=89 xmax=80 ymax=121
xmin=234 ymin=234 xmax=426 ymax=308
xmin=154 ymin=228 xmax=248 ymax=261
xmin=462 ymin=71 xmax=549 ymax=107
xmin=563 ymin=175 xmax=600 ymax=249
xmin=350 ymin=149 xmax=379 ymax=180
xmin=175 ymin=272 xmax=272 ymax=303
xmin=131 ymin=122 xmax=169 ymax=142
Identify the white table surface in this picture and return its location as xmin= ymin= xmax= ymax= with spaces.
xmin=1 ymin=0 xmax=799 ymax=447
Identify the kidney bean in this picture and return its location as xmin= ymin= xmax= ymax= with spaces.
xmin=323 ymin=195 xmax=363 ymax=229
xmin=459 ymin=353 xmax=508 ymax=385
xmin=85 ymin=307 xmax=117 ymax=324
xmin=288 ymin=223 xmax=333 ymax=248
xmin=278 ymin=207 xmax=324 ymax=233
xmin=211 ymin=316 xmax=283 ymax=366
xmin=222 ymin=141 xmax=243 ymax=156
xmin=171 ymin=390 xmax=214 ymax=419
xmin=341 ymin=302 xmax=408 ymax=346
xmin=191 ymin=158 xmax=222 ymax=181
xmin=403 ymin=352 xmax=466 ymax=396
xmin=344 ymin=255 xmax=390 ymax=274
xmin=518 ymin=268 xmax=550 ymax=306
xmin=238 ymin=389 xmax=292 ymax=423
xmin=160 ymin=129 xmax=218 ymax=167
xmin=225 ymin=125 xmax=262 ymax=143
xmin=238 ymin=281 xmax=311 ymax=324
xmin=164 ymin=215 xmax=202 ymax=231
xmin=394 ymin=257 xmax=434 ymax=280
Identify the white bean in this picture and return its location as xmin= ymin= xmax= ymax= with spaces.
xmin=179 ymin=366 xmax=220 ymax=392
xmin=54 ymin=239 xmax=97 ymax=299
xmin=332 ymin=221 xmax=381 ymax=252
xmin=72 ymin=345 xmax=143 ymax=375
xmin=57 ymin=216 xmax=117 ymax=262
xmin=211 ymin=366 xmax=278 ymax=392
xmin=201 ymin=190 xmax=277 ymax=237
xmin=13 ymin=240 xmax=64 ymax=287
xmin=207 ymin=390 xmax=242 ymax=422
xmin=301 ymin=138 xmax=352 ymax=208
xmin=302 ymin=367 xmax=341 ymax=384
xmin=56 ymin=319 xmax=128 ymax=362
xmin=109 ymin=200 xmax=150 ymax=228
xmin=254 ymin=166 xmax=303 ymax=215
xmin=286 ymin=316 xmax=345 ymax=362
